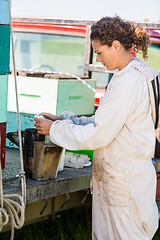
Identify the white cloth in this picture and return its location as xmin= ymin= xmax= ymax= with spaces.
xmin=49 ymin=59 xmax=159 ymax=240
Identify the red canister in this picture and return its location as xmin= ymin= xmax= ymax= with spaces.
xmin=0 ymin=122 xmax=6 ymax=169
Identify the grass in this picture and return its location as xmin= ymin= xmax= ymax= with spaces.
xmin=0 ymin=206 xmax=160 ymax=240
xmin=0 ymin=206 xmax=92 ymax=240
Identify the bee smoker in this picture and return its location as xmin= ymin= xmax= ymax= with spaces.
xmin=23 ymin=128 xmax=45 ymax=178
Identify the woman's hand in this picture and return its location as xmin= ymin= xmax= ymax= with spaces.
xmin=34 ymin=118 xmax=53 ymax=135
xmin=40 ymin=112 xmax=62 ymax=121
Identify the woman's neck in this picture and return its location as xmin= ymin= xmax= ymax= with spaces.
xmin=118 ymin=49 xmax=134 ymax=71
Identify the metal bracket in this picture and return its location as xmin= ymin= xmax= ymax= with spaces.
xmin=60 ymin=193 xmax=70 ymax=209
xmin=40 ymin=199 xmax=49 ymax=215
xmin=81 ymin=189 xmax=90 ymax=205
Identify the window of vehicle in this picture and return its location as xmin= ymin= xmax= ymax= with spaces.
xmin=11 ymin=32 xmax=85 ymax=76
xmin=136 ymin=44 xmax=160 ymax=70
xmin=136 ymin=29 xmax=160 ymax=70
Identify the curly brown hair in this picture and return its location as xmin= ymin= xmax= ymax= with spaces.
xmin=90 ymin=16 xmax=150 ymax=60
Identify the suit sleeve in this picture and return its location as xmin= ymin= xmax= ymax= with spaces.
xmin=49 ymin=77 xmax=139 ymax=150
xmin=60 ymin=111 xmax=95 ymax=126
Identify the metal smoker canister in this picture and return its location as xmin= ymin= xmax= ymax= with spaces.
xmin=23 ymin=128 xmax=45 ymax=178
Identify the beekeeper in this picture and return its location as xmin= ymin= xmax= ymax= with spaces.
xmin=34 ymin=16 xmax=159 ymax=240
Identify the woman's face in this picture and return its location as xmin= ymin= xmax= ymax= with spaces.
xmin=92 ymin=40 xmax=119 ymax=71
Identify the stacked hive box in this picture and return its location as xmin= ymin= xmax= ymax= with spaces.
xmin=7 ymin=75 xmax=96 ymax=161
xmin=0 ymin=0 xmax=10 ymax=168
xmin=7 ymin=75 xmax=96 ymax=133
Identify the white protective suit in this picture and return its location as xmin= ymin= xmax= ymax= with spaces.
xmin=49 ymin=59 xmax=159 ymax=240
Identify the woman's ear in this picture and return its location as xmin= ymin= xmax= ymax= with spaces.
xmin=112 ymin=40 xmax=120 ymax=50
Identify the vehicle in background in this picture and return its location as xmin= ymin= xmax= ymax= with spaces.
xmin=11 ymin=19 xmax=160 ymax=108
xmin=136 ymin=29 xmax=160 ymax=70
xmin=12 ymin=19 xmax=86 ymax=76
xmin=9 ymin=18 xmax=160 ymax=202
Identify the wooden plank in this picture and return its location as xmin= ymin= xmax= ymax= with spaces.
xmin=138 ymin=22 xmax=160 ymax=30
xmin=15 ymin=168 xmax=92 ymax=204
xmin=87 ymin=64 xmax=115 ymax=74
xmin=83 ymin=25 xmax=92 ymax=77
xmin=12 ymin=17 xmax=95 ymax=26
xmin=3 ymin=148 xmax=92 ymax=204
xmin=12 ymin=17 xmax=160 ymax=30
